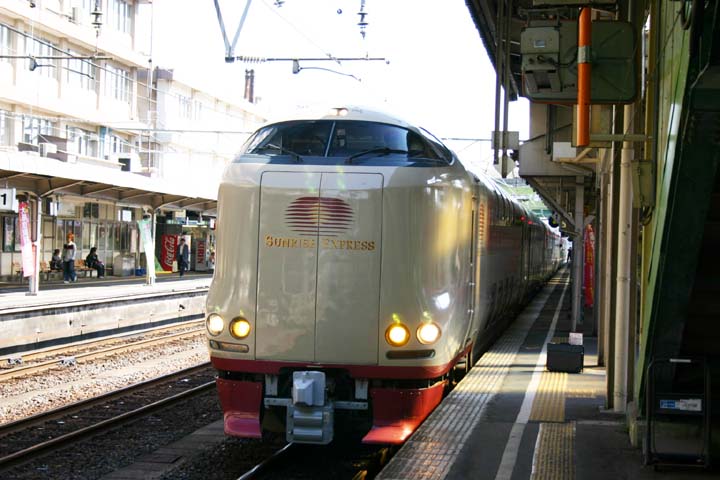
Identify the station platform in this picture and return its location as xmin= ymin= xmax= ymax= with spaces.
xmin=0 ymin=273 xmax=212 ymax=356
xmin=0 ymin=273 xmax=212 ymax=310
xmin=378 ymin=271 xmax=718 ymax=480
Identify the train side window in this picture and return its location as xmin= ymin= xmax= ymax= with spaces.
xmin=418 ymin=127 xmax=453 ymax=162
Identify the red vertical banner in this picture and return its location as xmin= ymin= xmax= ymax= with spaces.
xmin=584 ymin=224 xmax=595 ymax=307
xmin=160 ymin=234 xmax=177 ymax=271
xmin=195 ymin=239 xmax=207 ymax=271
xmin=19 ymin=201 xmax=35 ymax=277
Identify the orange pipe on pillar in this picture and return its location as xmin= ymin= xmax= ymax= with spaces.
xmin=577 ymin=7 xmax=591 ymax=146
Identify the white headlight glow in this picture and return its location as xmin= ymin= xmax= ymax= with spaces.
xmin=206 ymin=313 xmax=224 ymax=336
xmin=417 ymin=323 xmax=441 ymax=344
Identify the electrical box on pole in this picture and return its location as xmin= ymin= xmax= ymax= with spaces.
xmin=520 ymin=20 xmax=636 ymax=104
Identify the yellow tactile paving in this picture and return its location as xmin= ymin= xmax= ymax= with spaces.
xmin=529 ymin=371 xmax=567 ymax=422
xmin=377 ymin=284 xmax=560 ymax=480
xmin=531 ymin=422 xmax=575 ymax=480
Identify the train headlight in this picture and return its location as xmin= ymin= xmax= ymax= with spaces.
xmin=417 ymin=323 xmax=442 ymax=345
xmin=385 ymin=324 xmax=410 ymax=347
xmin=206 ymin=314 xmax=224 ymax=336
xmin=229 ymin=317 xmax=251 ymax=339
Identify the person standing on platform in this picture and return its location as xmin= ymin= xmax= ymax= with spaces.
xmin=62 ymin=233 xmax=77 ymax=283
xmin=85 ymin=247 xmax=106 ymax=278
xmin=177 ymin=237 xmax=189 ymax=277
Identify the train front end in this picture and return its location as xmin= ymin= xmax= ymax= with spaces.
xmin=206 ymin=107 xmax=475 ymax=445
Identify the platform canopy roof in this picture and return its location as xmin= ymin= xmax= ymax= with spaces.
xmin=0 ymin=152 xmax=218 ymax=214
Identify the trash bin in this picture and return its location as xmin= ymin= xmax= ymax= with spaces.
xmin=546 ymin=343 xmax=584 ymax=373
xmin=644 ymin=357 xmax=711 ymax=469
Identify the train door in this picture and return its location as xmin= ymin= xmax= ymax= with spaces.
xmin=256 ymin=172 xmax=321 ymax=361
xmin=315 ymin=173 xmax=383 ymax=364
xmin=255 ymin=171 xmax=382 ymax=364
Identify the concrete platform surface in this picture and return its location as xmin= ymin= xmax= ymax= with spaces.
xmin=0 ymin=275 xmax=211 ymax=312
xmin=378 ymin=271 xmax=719 ymax=480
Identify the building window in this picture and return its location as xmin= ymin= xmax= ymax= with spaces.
xmin=22 ymin=116 xmax=55 ymax=143
xmin=24 ymin=34 xmax=56 ymax=79
xmin=83 ymin=203 xmax=100 ymax=219
xmin=107 ymin=0 xmax=132 ymax=34
xmin=192 ymin=99 xmax=203 ymax=121
xmin=102 ymin=133 xmax=129 ymax=158
xmin=178 ymin=94 xmax=192 ymax=119
xmin=0 ymin=110 xmax=10 ymax=146
xmin=67 ymin=126 xmax=98 ymax=157
xmin=0 ymin=24 xmax=11 ymax=63
xmin=3 ymin=215 xmax=16 ymax=252
xmin=65 ymin=50 xmax=96 ymax=90
xmin=104 ymin=64 xmax=130 ymax=103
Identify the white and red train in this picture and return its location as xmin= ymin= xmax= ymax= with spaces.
xmin=205 ymin=107 xmax=562 ymax=445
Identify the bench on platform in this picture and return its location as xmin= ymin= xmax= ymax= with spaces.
xmin=12 ymin=260 xmax=63 ymax=281
xmin=74 ymin=259 xmax=97 ymax=278
xmin=39 ymin=261 xmax=63 ymax=281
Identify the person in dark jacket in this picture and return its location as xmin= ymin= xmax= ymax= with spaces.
xmin=85 ymin=247 xmax=105 ymax=278
xmin=177 ymin=237 xmax=189 ymax=277
xmin=50 ymin=249 xmax=63 ymax=271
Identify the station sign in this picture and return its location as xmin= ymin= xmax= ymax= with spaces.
xmin=0 ymin=188 xmax=17 ymax=212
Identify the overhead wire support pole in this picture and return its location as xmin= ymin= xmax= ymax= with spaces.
xmin=492 ymin=0 xmax=505 ymax=168
xmin=577 ymin=7 xmax=591 ymax=146
xmin=501 ymin=0 xmax=513 ymax=177
xmin=213 ymin=0 xmax=253 ymax=62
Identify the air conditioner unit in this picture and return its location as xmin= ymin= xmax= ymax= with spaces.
xmin=71 ymin=6 xmax=84 ymax=25
xmin=110 ymin=152 xmax=141 ymax=172
xmin=39 ymin=142 xmax=58 ymax=157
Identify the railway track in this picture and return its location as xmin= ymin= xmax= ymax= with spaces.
xmin=236 ymin=443 xmax=296 ymax=480
xmin=0 ymin=321 xmax=204 ymax=381
xmin=231 ymin=437 xmax=396 ymax=480
xmin=0 ymin=363 xmax=215 ymax=472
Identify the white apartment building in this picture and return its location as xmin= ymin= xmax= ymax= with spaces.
xmin=0 ymin=0 xmax=266 ymax=281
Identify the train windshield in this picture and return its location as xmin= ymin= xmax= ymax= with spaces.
xmin=237 ymin=120 xmax=452 ymax=165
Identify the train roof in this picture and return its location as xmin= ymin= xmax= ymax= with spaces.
xmin=266 ymin=105 xmax=420 ymax=132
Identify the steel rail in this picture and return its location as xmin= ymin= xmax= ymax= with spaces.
xmin=0 ymin=377 xmax=216 ymax=471
xmin=236 ymin=443 xmax=295 ymax=480
xmin=0 ymin=328 xmax=205 ymax=381
xmin=0 ymin=319 xmax=203 ymax=365
xmin=0 ymin=362 xmax=212 ymax=437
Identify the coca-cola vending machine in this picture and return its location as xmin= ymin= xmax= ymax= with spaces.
xmin=160 ymin=234 xmax=178 ymax=272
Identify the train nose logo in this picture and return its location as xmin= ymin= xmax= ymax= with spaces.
xmin=285 ymin=197 xmax=354 ymax=237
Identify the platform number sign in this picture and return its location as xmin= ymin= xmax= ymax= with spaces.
xmin=0 ymin=188 xmax=16 ymax=212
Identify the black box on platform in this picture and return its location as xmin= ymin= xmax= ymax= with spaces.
xmin=546 ymin=343 xmax=584 ymax=373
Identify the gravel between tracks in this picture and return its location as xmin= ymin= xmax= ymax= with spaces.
xmin=0 ymin=334 xmax=208 ymax=425
xmin=2 ymin=390 xmax=223 ymax=480
xmin=158 ymin=435 xmax=287 ymax=480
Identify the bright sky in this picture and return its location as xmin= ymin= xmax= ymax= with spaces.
xmin=143 ymin=0 xmax=529 ymax=172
